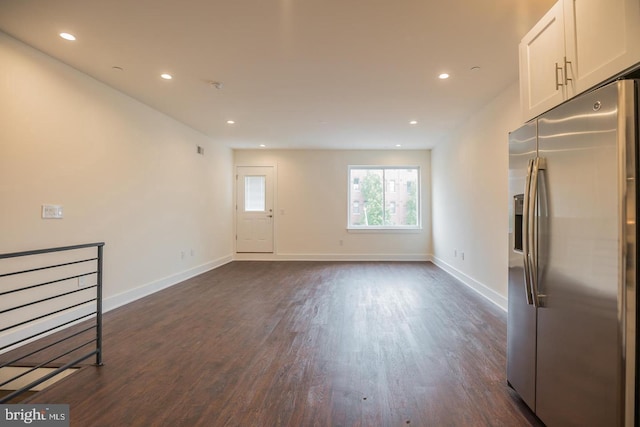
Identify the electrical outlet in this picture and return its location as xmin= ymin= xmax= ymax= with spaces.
xmin=78 ymin=276 xmax=87 ymax=288
xmin=181 ymin=251 xmax=185 ymax=260
xmin=461 ymin=252 xmax=465 ymax=261
xmin=454 ymin=249 xmax=457 ymax=257
xmin=339 ymin=239 xmax=343 ymax=246
xmin=190 ymin=249 xmax=194 ymax=257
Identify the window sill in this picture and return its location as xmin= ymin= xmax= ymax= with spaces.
xmin=347 ymin=227 xmax=423 ymax=234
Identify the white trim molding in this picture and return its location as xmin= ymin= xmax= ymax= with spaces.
xmin=234 ymin=253 xmax=430 ymax=262
xmin=104 ymin=254 xmax=233 ymax=312
xmin=430 ymin=255 xmax=507 ymax=311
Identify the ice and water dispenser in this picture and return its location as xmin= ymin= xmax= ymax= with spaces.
xmin=513 ymin=194 xmax=524 ymax=252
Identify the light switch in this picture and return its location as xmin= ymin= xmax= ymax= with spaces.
xmin=42 ymin=204 xmax=63 ymax=219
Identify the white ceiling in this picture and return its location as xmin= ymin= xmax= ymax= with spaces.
xmin=0 ymin=0 xmax=554 ymax=150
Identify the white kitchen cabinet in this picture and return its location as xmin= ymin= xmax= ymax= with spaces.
xmin=520 ymin=0 xmax=640 ymax=121
xmin=519 ymin=1 xmax=568 ymax=121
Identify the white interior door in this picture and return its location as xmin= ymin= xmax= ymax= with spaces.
xmin=236 ymin=166 xmax=274 ymax=253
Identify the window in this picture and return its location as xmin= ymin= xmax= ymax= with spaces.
xmin=387 ymin=179 xmax=396 ymax=193
xmin=406 ymin=181 xmax=414 ymax=193
xmin=244 ymin=176 xmax=266 ymax=211
xmin=348 ymin=166 xmax=419 ymax=229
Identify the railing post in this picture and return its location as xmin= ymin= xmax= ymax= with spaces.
xmin=96 ymin=244 xmax=104 ymax=366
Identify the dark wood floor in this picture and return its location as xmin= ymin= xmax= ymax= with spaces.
xmin=15 ymin=261 xmax=541 ymax=426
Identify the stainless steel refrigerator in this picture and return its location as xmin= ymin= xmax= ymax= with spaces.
xmin=508 ymin=79 xmax=638 ymax=426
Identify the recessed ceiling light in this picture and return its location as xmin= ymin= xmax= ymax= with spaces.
xmin=471 ymin=66 xmax=481 ymax=71
xmin=59 ymin=32 xmax=76 ymax=41
xmin=226 ymin=120 xmax=235 ymax=125
xmin=438 ymin=73 xmax=450 ymax=79
xmin=160 ymin=73 xmax=173 ymax=80
xmin=112 ymin=66 xmax=124 ymax=71
xmin=259 ymin=144 xmax=266 ymax=148
xmin=409 ymin=120 xmax=418 ymax=125
xmin=396 ymin=144 xmax=402 ymax=147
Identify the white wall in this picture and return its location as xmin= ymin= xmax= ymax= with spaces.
xmin=431 ymin=82 xmax=523 ymax=310
xmin=234 ymin=149 xmax=431 ymax=260
xmin=0 ymin=32 xmax=234 ymax=313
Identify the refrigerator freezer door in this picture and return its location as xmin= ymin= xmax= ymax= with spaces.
xmin=507 ymin=121 xmax=538 ymax=411
xmin=535 ymin=81 xmax=625 ymax=426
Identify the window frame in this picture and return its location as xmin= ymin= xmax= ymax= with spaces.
xmin=347 ymin=165 xmax=421 ymax=231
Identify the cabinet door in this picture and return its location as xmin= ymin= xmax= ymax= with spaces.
xmin=520 ymin=1 xmax=568 ymax=121
xmin=565 ymin=0 xmax=640 ymax=95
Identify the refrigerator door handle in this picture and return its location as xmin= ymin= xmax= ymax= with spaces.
xmin=529 ymin=156 xmax=546 ymax=307
xmin=522 ymin=158 xmax=535 ymax=305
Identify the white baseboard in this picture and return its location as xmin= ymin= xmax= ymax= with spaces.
xmin=234 ymin=253 xmax=430 ymax=261
xmin=0 ymin=254 xmax=233 ymax=354
xmin=430 ymin=255 xmax=507 ymax=312
xmin=103 ymin=254 xmax=233 ymax=312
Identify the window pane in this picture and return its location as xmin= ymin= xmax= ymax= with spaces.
xmin=349 ymin=166 xmax=419 ymax=228
xmin=400 ymin=169 xmax=418 ymax=226
xmin=359 ymin=169 xmax=384 ymax=226
xmin=245 ymin=176 xmax=265 ymax=211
